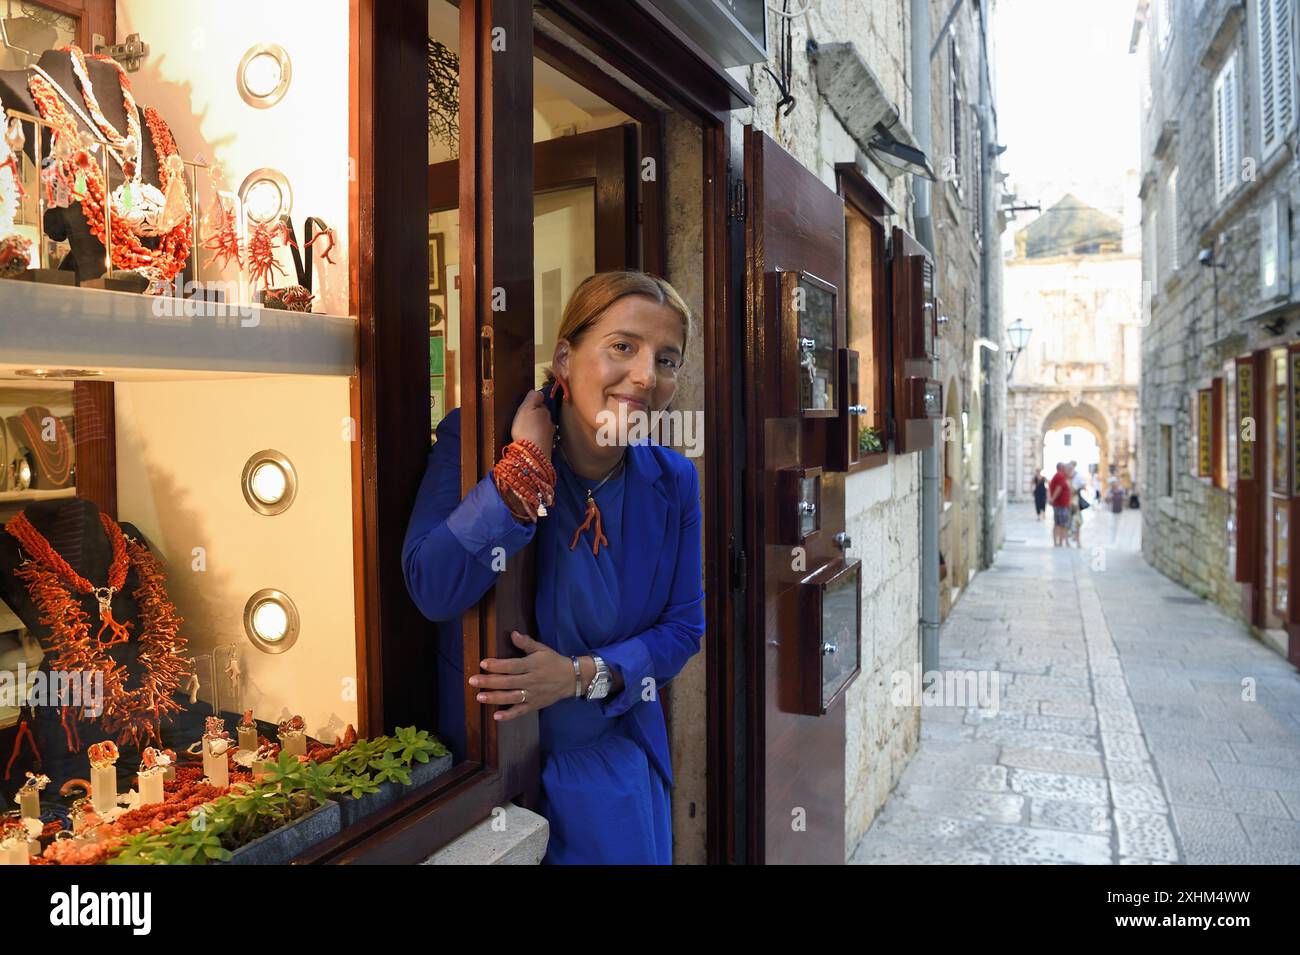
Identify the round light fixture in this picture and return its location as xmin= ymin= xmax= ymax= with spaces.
xmin=241 ymin=449 xmax=297 ymax=515
xmin=243 ymin=589 xmax=300 ymax=654
xmin=236 ymin=43 xmax=292 ymax=109
xmin=238 ymin=168 xmax=292 ymax=225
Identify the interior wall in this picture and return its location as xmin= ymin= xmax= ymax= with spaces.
xmin=116 ymin=0 xmax=351 ymax=315
xmin=114 ymin=376 xmax=358 ymax=741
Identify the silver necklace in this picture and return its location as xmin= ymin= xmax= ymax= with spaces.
xmin=557 ymin=440 xmax=625 ymax=497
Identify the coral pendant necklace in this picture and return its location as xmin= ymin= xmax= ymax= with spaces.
xmin=558 ymin=440 xmax=623 ymax=556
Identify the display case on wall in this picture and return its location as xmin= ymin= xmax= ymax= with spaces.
xmin=776 ymin=268 xmax=839 ymax=420
xmin=890 ymin=225 xmax=939 ymax=453
xmin=786 ymin=557 xmax=861 ymax=716
xmin=778 ymin=465 xmax=822 ymax=545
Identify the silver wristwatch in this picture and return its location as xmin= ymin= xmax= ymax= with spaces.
xmin=585 ymin=654 xmax=611 ymax=701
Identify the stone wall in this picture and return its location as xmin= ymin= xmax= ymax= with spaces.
xmin=1136 ymin=0 xmax=1300 ymax=639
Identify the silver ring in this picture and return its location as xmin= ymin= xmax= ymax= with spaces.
xmin=520 ymin=689 xmax=527 ymax=704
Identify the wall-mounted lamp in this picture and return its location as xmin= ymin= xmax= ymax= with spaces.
xmin=1199 ymin=246 xmax=1229 ymax=339
xmin=1006 ymin=318 xmax=1032 ymax=380
xmin=243 ymin=588 xmax=300 ymax=654
xmin=237 ymin=43 xmax=292 ymax=109
xmin=241 ymin=449 xmax=298 ymax=515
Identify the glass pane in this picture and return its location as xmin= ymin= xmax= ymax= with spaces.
xmin=426 ymin=207 xmax=460 ymax=432
xmin=1 ymin=4 xmax=353 ymax=310
xmin=798 ymin=474 xmax=819 ymax=539
xmin=0 ymin=383 xmax=74 ymax=497
xmin=820 ymin=565 xmax=859 ymax=711
xmin=1273 ymin=349 xmax=1289 ymax=494
xmin=798 ymin=277 xmax=836 ymax=412
xmin=845 ymin=206 xmax=875 ymax=420
xmin=0 ymin=1 xmax=77 ymax=70
xmin=534 ymin=186 xmax=595 ymax=389
xmin=1276 ymin=505 xmax=1289 ymax=616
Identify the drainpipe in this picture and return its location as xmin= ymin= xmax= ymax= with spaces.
xmin=912 ymin=0 xmax=940 ymax=682
xmin=977 ymin=1 xmax=999 ymax=570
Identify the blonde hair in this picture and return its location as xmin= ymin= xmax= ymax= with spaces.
xmin=543 ymin=270 xmax=692 ymax=389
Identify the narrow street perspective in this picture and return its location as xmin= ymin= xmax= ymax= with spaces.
xmin=853 ymin=503 xmax=1300 ymax=864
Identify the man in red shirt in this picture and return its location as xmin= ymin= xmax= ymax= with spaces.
xmin=1048 ymin=462 xmax=1072 ymax=547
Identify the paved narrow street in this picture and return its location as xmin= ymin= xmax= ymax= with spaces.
xmin=851 ymin=502 xmax=1300 ymax=865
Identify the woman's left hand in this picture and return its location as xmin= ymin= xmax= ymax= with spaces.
xmin=471 ymin=630 xmax=574 ymax=721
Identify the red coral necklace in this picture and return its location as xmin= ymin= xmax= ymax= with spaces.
xmin=26 ymin=68 xmax=191 ymax=284
xmin=4 ymin=510 xmax=191 ymax=752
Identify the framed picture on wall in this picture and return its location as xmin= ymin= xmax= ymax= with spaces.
xmin=428 ymin=225 xmax=445 ymax=294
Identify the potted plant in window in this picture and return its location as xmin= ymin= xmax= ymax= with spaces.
xmin=328 ymin=727 xmax=452 ymax=828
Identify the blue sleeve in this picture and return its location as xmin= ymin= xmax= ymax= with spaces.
xmin=402 ymin=410 xmax=537 ymax=623
xmin=594 ymin=461 xmax=705 ymax=718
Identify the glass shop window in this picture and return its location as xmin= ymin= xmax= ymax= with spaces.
xmin=842 ymin=188 xmax=889 ymax=463
xmin=0 ymin=1 xmax=372 ymax=862
xmin=1 ymin=1 xmax=350 ymax=314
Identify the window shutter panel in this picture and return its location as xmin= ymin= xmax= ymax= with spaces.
xmin=1214 ymin=68 xmax=1228 ymax=197
xmin=1167 ymin=169 xmax=1179 ymax=272
xmin=1214 ymin=54 xmax=1241 ymax=200
xmin=1226 ymin=55 xmax=1239 ymax=186
xmin=1274 ymin=0 xmax=1294 ymax=140
xmin=1261 ymin=0 xmax=1278 ymax=151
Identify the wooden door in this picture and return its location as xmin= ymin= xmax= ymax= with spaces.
xmin=429 ymin=125 xmax=638 ymax=268
xmin=742 ymin=126 xmax=849 ymax=864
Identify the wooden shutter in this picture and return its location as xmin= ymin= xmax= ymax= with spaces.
xmin=1214 ymin=53 xmax=1240 ymax=200
xmin=1166 ymin=168 xmax=1179 ymax=272
xmin=1260 ymin=0 xmax=1296 ymax=156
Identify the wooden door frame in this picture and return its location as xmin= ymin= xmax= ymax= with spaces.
xmin=299 ymin=0 xmax=539 ymax=864
xmin=428 ymin=125 xmax=639 ymax=273
xmin=534 ymin=1 xmax=750 ymax=865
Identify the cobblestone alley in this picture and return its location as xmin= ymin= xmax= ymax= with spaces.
xmin=851 ymin=503 xmax=1300 ymax=865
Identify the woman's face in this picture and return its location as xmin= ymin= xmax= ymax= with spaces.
xmin=555 ymin=294 xmax=684 ymax=441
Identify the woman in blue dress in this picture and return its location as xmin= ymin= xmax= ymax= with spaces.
xmin=402 ymin=270 xmax=705 ymax=865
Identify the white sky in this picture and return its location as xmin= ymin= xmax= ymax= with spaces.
xmin=993 ymin=0 xmax=1143 ymax=255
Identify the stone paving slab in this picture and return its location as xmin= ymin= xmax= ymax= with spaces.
xmin=849 ymin=503 xmax=1300 ymax=866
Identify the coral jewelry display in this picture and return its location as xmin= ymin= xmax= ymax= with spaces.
xmin=26 ymin=46 xmax=192 ymax=288
xmin=4 ymin=510 xmax=191 ymax=750
xmin=16 ymin=407 xmax=73 ymax=488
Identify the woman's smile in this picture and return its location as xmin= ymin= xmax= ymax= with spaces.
xmin=609 ymin=393 xmax=649 ymax=413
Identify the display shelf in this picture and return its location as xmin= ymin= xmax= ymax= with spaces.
xmin=0 ymin=487 xmax=78 ymax=505
xmin=0 ymin=281 xmax=357 ymax=380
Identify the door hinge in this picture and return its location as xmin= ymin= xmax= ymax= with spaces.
xmin=730 ymin=180 xmax=746 ymax=221
xmin=730 ymin=535 xmax=747 ymax=592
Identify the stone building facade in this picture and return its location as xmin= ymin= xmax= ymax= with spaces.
xmin=1135 ymin=0 xmax=1300 ymax=664
xmin=928 ymin=0 xmax=1009 ymax=617
xmin=715 ymin=0 xmax=1004 ymax=854
xmin=1006 ymin=196 xmax=1142 ymax=503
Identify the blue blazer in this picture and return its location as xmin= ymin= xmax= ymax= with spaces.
xmin=401 ymin=389 xmax=705 ymax=788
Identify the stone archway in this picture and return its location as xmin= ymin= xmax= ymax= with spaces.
xmin=1008 ymin=387 xmax=1139 ymax=501
xmin=1040 ymin=400 xmax=1110 ymax=482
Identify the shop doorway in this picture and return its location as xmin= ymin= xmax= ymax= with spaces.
xmin=428 ymin=124 xmax=640 ymax=420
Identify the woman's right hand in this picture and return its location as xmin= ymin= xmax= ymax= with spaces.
xmin=511 ymin=389 xmax=555 ymax=456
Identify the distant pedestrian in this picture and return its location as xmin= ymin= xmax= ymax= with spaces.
xmin=1108 ymin=477 xmax=1124 ymax=514
xmin=1032 ymin=469 xmax=1048 ymax=520
xmin=1049 ymin=462 xmax=1072 ymax=547
xmin=1068 ymin=460 xmax=1086 ymax=547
